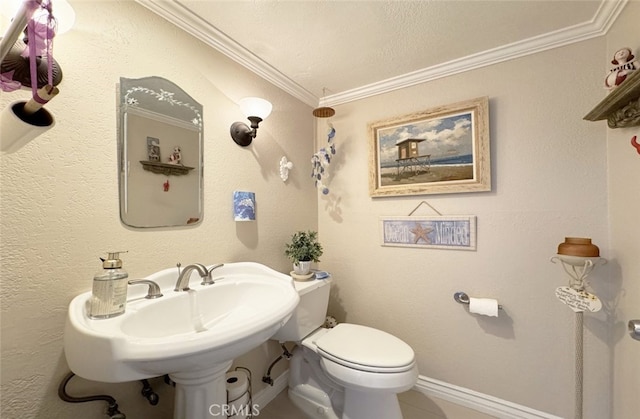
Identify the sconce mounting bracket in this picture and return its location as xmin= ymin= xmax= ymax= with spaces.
xmin=230 ymin=122 xmax=253 ymax=147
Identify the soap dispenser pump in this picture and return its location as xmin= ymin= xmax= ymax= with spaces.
xmin=89 ymin=251 xmax=129 ymax=319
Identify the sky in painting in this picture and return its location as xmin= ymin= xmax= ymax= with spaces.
xmin=377 ymin=112 xmax=473 ymax=165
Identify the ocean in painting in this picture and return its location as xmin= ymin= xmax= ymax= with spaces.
xmin=381 ymin=154 xmax=472 ymax=169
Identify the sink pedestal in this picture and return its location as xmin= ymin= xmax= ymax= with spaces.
xmin=170 ymin=361 xmax=233 ymax=419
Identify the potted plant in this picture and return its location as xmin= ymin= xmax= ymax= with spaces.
xmin=285 ymin=230 xmax=323 ymax=275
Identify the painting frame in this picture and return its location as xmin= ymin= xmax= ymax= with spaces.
xmin=369 ymin=97 xmax=491 ymax=197
xmin=380 ymin=216 xmax=477 ymax=250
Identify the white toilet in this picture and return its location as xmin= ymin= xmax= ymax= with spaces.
xmin=272 ymin=277 xmax=418 ymax=419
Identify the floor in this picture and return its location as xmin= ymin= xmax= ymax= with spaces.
xmin=257 ymin=389 xmax=498 ymax=419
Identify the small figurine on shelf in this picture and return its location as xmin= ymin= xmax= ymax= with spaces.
xmin=605 ymin=47 xmax=639 ymax=90
xmin=168 ymin=146 xmax=182 ymax=165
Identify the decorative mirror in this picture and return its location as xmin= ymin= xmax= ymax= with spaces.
xmin=118 ymin=76 xmax=203 ymax=228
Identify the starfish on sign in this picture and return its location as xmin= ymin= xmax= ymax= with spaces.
xmin=410 ymin=223 xmax=432 ymax=244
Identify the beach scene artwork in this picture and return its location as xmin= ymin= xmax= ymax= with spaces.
xmin=377 ymin=111 xmax=474 ymax=187
xmin=369 ymin=97 xmax=490 ymax=197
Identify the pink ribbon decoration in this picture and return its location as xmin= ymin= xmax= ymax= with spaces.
xmin=0 ymin=1 xmax=58 ymax=94
xmin=0 ymin=70 xmax=22 ymax=91
xmin=24 ymin=0 xmax=56 ymax=98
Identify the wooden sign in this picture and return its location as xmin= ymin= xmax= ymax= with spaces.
xmin=380 ymin=216 xmax=476 ymax=250
xmin=555 ymin=286 xmax=602 ymax=313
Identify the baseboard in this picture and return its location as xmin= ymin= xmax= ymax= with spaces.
xmin=415 ymin=375 xmax=564 ymax=419
xmin=252 ymin=370 xmax=289 ymax=409
xmin=255 ymin=371 xmax=562 ymax=419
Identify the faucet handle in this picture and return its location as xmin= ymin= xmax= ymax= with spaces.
xmin=128 ymin=279 xmax=163 ymax=299
xmin=201 ymin=263 xmax=225 ymax=285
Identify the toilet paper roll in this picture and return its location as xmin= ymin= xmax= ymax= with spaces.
xmin=226 ymin=370 xmax=249 ymax=402
xmin=469 ymin=297 xmax=499 ymax=317
xmin=229 ymin=392 xmax=250 ymax=419
xmin=226 ymin=371 xmax=250 ymax=419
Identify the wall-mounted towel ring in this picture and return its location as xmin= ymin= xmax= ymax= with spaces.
xmin=454 ymin=292 xmax=503 ymax=310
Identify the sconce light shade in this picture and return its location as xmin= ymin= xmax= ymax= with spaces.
xmin=230 ymin=97 xmax=272 ymax=147
xmin=239 ymin=97 xmax=272 ymax=120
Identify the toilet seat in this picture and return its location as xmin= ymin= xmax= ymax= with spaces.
xmin=314 ymin=323 xmax=415 ymax=373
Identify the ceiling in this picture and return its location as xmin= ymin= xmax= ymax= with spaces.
xmin=135 ymin=0 xmax=626 ymax=107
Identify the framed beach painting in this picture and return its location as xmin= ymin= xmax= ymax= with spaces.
xmin=369 ymin=97 xmax=491 ymax=197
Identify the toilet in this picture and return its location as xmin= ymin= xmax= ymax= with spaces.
xmin=272 ymin=277 xmax=418 ymax=419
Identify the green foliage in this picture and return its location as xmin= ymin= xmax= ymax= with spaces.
xmin=284 ymin=230 xmax=323 ymax=263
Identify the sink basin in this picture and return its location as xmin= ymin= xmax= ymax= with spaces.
xmin=64 ymin=262 xmax=299 ymax=383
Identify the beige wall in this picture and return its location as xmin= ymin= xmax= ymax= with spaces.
xmin=0 ymin=1 xmax=316 ymax=417
xmin=606 ymin=2 xmax=640 ymax=419
xmin=2 ymin=1 xmax=638 ymax=419
xmin=320 ymin=34 xmax=612 ymax=419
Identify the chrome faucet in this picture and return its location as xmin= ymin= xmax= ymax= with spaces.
xmin=174 ymin=263 xmax=224 ymax=291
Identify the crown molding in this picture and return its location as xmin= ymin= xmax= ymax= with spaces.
xmin=322 ymin=0 xmax=628 ymax=106
xmin=135 ymin=0 xmax=318 ymax=107
xmin=137 ymin=0 xmax=627 ymax=108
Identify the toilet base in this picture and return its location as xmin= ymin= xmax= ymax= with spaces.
xmin=289 ymin=384 xmax=340 ymax=419
xmin=343 ymin=388 xmax=403 ymax=419
xmin=287 ymin=340 xmax=410 ymax=419
xmin=289 ymin=384 xmax=404 ymax=419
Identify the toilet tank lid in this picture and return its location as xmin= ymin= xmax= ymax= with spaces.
xmin=315 ymin=323 xmax=415 ymax=369
xmin=293 ymin=276 xmax=331 ymax=296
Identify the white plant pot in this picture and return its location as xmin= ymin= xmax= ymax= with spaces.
xmin=293 ymin=261 xmax=312 ymax=275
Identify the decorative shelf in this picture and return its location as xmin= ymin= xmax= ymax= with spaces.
xmin=140 ymin=161 xmax=194 ymax=176
xmin=584 ymin=69 xmax=640 ymax=128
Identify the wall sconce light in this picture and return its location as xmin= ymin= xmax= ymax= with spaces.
xmin=230 ymin=97 xmax=272 ymax=147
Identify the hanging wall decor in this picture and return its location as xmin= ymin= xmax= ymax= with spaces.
xmin=279 ymin=156 xmax=293 ymax=182
xmin=0 ymin=0 xmax=62 ymax=153
xmin=311 ymin=123 xmax=336 ymax=195
xmin=233 ymin=191 xmax=256 ymax=221
xmin=380 ymin=201 xmax=476 ymax=250
xmin=380 ymin=215 xmax=476 ymax=250
xmin=369 ymin=97 xmax=490 ymax=197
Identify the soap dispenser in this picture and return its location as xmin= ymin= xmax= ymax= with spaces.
xmin=89 ymin=251 xmax=129 ymax=319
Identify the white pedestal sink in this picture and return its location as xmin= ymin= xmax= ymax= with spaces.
xmin=64 ymin=262 xmax=299 ymax=419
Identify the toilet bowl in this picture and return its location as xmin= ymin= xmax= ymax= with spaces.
xmin=271 ymin=277 xmax=418 ymax=419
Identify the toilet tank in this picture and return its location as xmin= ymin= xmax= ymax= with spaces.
xmin=271 ymin=277 xmax=331 ymax=342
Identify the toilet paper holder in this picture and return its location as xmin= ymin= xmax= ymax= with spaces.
xmin=453 ymin=292 xmax=503 ymax=309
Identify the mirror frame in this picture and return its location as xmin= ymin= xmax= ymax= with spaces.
xmin=118 ymin=76 xmax=204 ymax=228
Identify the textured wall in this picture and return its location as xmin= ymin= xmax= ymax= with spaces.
xmin=319 ymin=39 xmax=612 ymax=418
xmin=605 ymin=2 xmax=640 ymax=419
xmin=2 ymin=1 xmax=637 ymax=419
xmin=0 ymin=1 xmax=316 ymax=417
